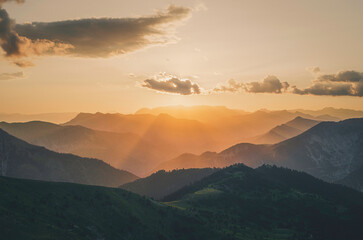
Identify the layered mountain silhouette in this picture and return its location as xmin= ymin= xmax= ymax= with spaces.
xmin=248 ymin=116 xmax=321 ymax=144
xmin=0 ymin=112 xmax=77 ymax=124
xmin=156 ymin=118 xmax=363 ymax=183
xmin=62 ymin=108 xmax=334 ymax=165
xmin=163 ymin=164 xmax=363 ymax=239
xmin=0 ymin=121 xmax=176 ymax=176
xmin=294 ymin=107 xmax=363 ymax=120
xmin=136 ymin=105 xmax=249 ymax=123
xmin=0 ymin=129 xmax=138 ymax=187
xmin=64 ymin=113 xmax=221 ymax=169
xmin=121 ymin=168 xmax=218 ymax=200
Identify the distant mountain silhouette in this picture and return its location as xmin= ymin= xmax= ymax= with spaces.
xmin=163 ymin=164 xmax=363 ymax=240
xmin=0 ymin=129 xmax=138 ymax=187
xmin=156 ymin=118 xmax=363 ymax=183
xmin=0 ymin=112 xmax=77 ymax=124
xmin=0 ymin=121 xmax=176 ymax=176
xmin=136 ymin=105 xmax=248 ymax=123
xmin=65 ymin=112 xmax=220 ymax=155
xmin=65 ymin=110 xmax=330 ymax=155
xmin=249 ymin=116 xmax=321 ymax=144
xmin=121 ymin=168 xmax=218 ymax=200
xmin=294 ymin=107 xmax=363 ymax=119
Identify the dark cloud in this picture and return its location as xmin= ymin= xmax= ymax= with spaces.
xmin=213 ymin=76 xmax=289 ymax=94
xmin=0 ymin=1 xmax=71 ymax=60
xmin=0 ymin=71 xmax=24 ymax=80
xmin=0 ymin=4 xmax=191 ymax=66
xmin=245 ymin=75 xmax=289 ymax=93
xmin=143 ymin=77 xmax=201 ymax=95
xmin=292 ymin=70 xmax=363 ymax=97
xmin=14 ymin=5 xmax=191 ymax=58
xmin=316 ymin=70 xmax=363 ymax=83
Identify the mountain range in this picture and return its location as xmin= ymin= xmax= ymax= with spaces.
xmin=156 ymin=118 xmax=363 ymax=184
xmin=0 ymin=121 xmax=176 ymax=176
xmin=248 ymin=116 xmax=321 ymax=144
xmin=0 ymin=129 xmax=138 ymax=187
xmin=1 ymin=108 xmax=330 ymax=176
xmin=0 ymin=112 xmax=77 ymax=124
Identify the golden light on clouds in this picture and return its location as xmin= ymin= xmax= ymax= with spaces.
xmin=0 ymin=0 xmax=362 ymax=114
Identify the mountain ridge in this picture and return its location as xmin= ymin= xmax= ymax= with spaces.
xmin=0 ymin=129 xmax=138 ymax=187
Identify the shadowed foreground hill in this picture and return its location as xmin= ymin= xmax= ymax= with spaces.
xmin=0 ymin=129 xmax=138 ymax=187
xmin=0 ymin=176 xmax=226 ymax=240
xmin=163 ymin=164 xmax=363 ymax=240
xmin=121 ymin=168 xmax=218 ymax=200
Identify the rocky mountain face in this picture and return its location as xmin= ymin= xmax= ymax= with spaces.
xmin=0 ymin=129 xmax=138 ymax=187
xmin=336 ymin=166 xmax=363 ymax=191
xmin=156 ymin=118 xmax=363 ymax=184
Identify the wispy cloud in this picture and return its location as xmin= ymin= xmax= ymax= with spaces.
xmin=0 ymin=71 xmax=24 ymax=80
xmin=306 ymin=66 xmax=321 ymax=74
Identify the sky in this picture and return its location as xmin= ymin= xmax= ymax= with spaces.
xmin=0 ymin=0 xmax=362 ymax=114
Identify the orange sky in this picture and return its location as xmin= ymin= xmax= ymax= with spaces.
xmin=0 ymin=0 xmax=362 ymax=114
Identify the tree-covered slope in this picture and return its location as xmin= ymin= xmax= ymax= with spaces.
xmin=0 ymin=176 xmax=226 ymax=240
xmin=163 ymin=164 xmax=363 ymax=240
xmin=121 ymin=168 xmax=218 ymax=200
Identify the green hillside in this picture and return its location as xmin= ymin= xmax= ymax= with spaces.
xmin=121 ymin=168 xmax=218 ymax=200
xmin=163 ymin=164 xmax=363 ymax=240
xmin=0 ymin=176 xmax=226 ymax=240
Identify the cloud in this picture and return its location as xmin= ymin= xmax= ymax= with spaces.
xmin=0 ymin=71 xmax=24 ymax=80
xmin=13 ymin=59 xmax=34 ymax=67
xmin=0 ymin=0 xmax=24 ymax=7
xmin=292 ymin=70 xmax=363 ymax=97
xmin=0 ymin=1 xmax=71 ymax=61
xmin=13 ymin=5 xmax=191 ymax=58
xmin=213 ymin=76 xmax=289 ymax=94
xmin=306 ymin=66 xmax=320 ymax=74
xmin=213 ymin=79 xmax=244 ymax=93
xmin=143 ymin=76 xmax=201 ymax=95
xmin=316 ymin=70 xmax=363 ymax=83
xmin=244 ymin=75 xmax=290 ymax=93
xmin=0 ymin=3 xmax=192 ymax=66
